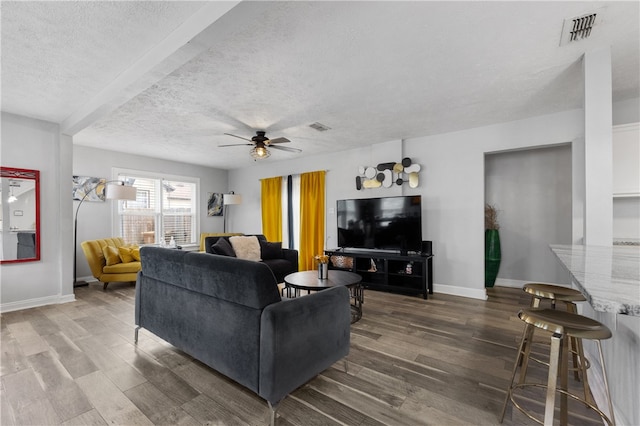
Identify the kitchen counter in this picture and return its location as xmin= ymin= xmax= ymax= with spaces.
xmin=550 ymin=244 xmax=640 ymax=316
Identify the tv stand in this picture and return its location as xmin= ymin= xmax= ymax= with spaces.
xmin=325 ymin=249 xmax=433 ymax=299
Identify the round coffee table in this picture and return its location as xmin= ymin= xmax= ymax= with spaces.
xmin=284 ymin=270 xmax=363 ymax=323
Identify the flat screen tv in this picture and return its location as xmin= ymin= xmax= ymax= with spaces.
xmin=337 ymin=195 xmax=422 ymax=253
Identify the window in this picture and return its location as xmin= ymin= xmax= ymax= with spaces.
xmin=114 ymin=170 xmax=199 ymax=246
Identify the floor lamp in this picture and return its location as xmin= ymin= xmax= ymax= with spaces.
xmin=223 ymin=192 xmax=242 ymax=233
xmin=74 ymin=181 xmax=137 ymax=288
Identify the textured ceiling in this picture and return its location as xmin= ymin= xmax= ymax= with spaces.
xmin=2 ymin=1 xmax=639 ymax=169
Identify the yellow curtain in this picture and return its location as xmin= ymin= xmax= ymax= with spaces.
xmin=260 ymin=176 xmax=282 ymax=242
xmin=299 ymin=170 xmax=325 ymax=271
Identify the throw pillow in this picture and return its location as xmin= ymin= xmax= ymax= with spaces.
xmin=103 ymin=246 xmax=122 ymax=266
xmin=118 ymin=246 xmax=135 ymax=263
xmin=229 ymin=236 xmax=261 ymax=261
xmin=131 ymin=246 xmax=141 ymax=261
xmin=211 ymin=237 xmax=236 ymax=257
xmin=260 ymin=240 xmax=282 ymax=260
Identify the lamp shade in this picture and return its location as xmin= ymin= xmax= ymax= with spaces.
xmin=224 ymin=193 xmax=242 ymax=205
xmin=105 ymin=184 xmax=137 ymax=200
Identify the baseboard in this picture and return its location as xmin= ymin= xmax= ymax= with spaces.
xmin=494 ymin=278 xmax=527 ymax=288
xmin=434 ymin=283 xmax=488 ymax=300
xmin=1 ymin=293 xmax=76 ymax=313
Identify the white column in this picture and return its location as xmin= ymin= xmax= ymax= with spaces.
xmin=583 ymin=48 xmax=613 ymax=246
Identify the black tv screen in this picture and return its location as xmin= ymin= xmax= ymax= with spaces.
xmin=337 ymin=195 xmax=422 ymax=253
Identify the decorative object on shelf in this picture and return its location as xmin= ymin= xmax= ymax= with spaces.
xmin=222 ymin=192 xmax=242 ymax=233
xmin=315 ymin=254 xmax=329 ymax=279
xmin=330 ymin=255 xmax=353 ymax=269
xmin=368 ymin=258 xmax=377 ymax=272
xmin=485 ymin=203 xmax=501 ymax=288
xmin=356 ymin=157 xmax=421 ymax=190
xmin=74 ymin=180 xmax=137 ymax=287
xmin=207 ymin=192 xmax=224 ymax=217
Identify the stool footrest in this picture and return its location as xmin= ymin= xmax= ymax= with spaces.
xmin=507 ymin=383 xmax=614 ymax=426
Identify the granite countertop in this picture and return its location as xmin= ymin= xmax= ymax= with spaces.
xmin=550 ymin=244 xmax=640 ymax=316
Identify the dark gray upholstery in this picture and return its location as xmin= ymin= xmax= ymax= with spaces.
xmin=204 ymin=234 xmax=298 ymax=282
xmin=135 ymin=246 xmax=350 ymax=410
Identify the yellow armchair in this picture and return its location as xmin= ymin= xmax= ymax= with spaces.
xmin=81 ymin=237 xmax=141 ymax=290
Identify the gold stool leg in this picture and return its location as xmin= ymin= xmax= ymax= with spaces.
xmin=566 ymin=302 xmax=582 ymax=380
xmin=500 ymin=323 xmax=532 ymax=423
xmin=518 ymin=324 xmax=536 ymax=384
xmin=566 ymin=302 xmax=593 ymax=404
xmin=574 ymin=333 xmax=593 ymax=404
xmin=560 ymin=334 xmax=569 ymax=426
xmin=544 ymin=333 xmax=562 ymax=426
xmin=530 ymin=297 xmax=541 ymax=308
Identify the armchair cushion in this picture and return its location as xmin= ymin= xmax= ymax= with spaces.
xmin=103 ymin=246 xmax=122 ymax=266
xmin=104 ymin=261 xmax=142 ymax=274
xmin=118 ymin=246 xmax=137 ymax=263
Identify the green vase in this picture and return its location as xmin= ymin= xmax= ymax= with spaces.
xmin=485 ymin=229 xmax=501 ymax=288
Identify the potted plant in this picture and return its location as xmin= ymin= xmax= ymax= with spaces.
xmin=485 ymin=203 xmax=501 ymax=288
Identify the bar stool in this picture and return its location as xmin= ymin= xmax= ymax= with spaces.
xmin=522 ymin=283 xmax=590 ymax=386
xmin=500 ymin=308 xmax=615 ymax=426
xmin=523 ymin=283 xmax=587 ymax=309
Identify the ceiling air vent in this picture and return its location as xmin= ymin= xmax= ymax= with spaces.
xmin=309 ymin=122 xmax=331 ymax=132
xmin=560 ymin=10 xmax=603 ymax=46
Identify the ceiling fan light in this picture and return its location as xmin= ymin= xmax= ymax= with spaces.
xmin=251 ymin=146 xmax=270 ymax=159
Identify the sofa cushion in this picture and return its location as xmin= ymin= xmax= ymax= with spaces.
xmin=103 ymin=246 xmax=122 ymax=266
xmin=262 ymin=258 xmax=294 ymax=282
xmin=211 ymin=237 xmax=236 ymax=257
xmin=260 ymin=240 xmax=283 ymax=260
xmin=229 ymin=236 xmax=261 ymax=261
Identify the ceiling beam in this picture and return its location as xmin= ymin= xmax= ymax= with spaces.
xmin=61 ymin=1 xmax=241 ymax=136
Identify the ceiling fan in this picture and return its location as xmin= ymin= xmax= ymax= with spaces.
xmin=220 ymin=131 xmax=302 ymax=159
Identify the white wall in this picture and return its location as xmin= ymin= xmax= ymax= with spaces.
xmin=227 ymin=110 xmax=582 ymax=299
xmin=485 ymin=145 xmax=573 ymax=286
xmin=3 ymin=97 xmax=638 ymax=308
xmin=406 ymin=110 xmax=585 ymax=298
xmin=229 ymin=99 xmax=638 ymax=299
xmin=1 ymin=112 xmax=74 ymax=311
xmin=73 ymin=145 xmax=228 ymax=280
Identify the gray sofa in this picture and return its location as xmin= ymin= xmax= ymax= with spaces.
xmin=135 ymin=246 xmax=351 ymax=424
xmin=204 ymin=234 xmax=298 ymax=283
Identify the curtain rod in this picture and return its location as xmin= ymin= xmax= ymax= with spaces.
xmin=259 ymin=170 xmax=329 ymax=181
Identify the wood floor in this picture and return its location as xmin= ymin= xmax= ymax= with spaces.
xmin=1 ymin=283 xmax=605 ymax=425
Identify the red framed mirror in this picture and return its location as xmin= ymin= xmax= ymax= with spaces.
xmin=1 ymin=167 xmax=40 ymax=263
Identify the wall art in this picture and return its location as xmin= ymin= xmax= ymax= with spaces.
xmin=207 ymin=192 xmax=224 ymax=217
xmin=72 ymin=176 xmax=106 ymax=201
xmin=355 ymin=157 xmax=421 ymax=190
